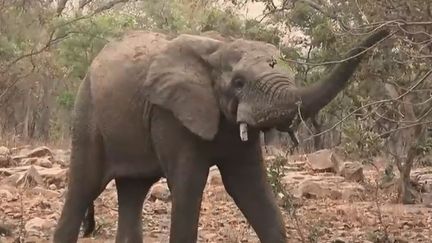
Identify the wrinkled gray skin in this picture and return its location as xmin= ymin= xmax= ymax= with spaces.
xmin=53 ymin=29 xmax=389 ymax=243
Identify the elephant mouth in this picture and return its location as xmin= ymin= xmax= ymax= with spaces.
xmin=235 ymin=103 xmax=297 ymax=141
xmin=235 ymin=102 xmax=273 ymax=142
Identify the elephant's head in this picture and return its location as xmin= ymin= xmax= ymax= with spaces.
xmin=143 ymin=29 xmax=390 ymax=141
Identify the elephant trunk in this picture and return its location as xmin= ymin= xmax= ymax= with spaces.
xmin=235 ymin=29 xmax=390 ymax=140
xmin=296 ymin=29 xmax=390 ymax=118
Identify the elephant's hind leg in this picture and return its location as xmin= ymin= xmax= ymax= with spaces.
xmin=53 ymin=131 xmax=106 ymax=243
xmin=115 ymin=177 xmax=158 ymax=243
xmin=82 ymin=201 xmax=95 ymax=237
xmin=53 ymin=76 xmax=107 ymax=243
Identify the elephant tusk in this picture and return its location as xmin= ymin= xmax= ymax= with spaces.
xmin=239 ymin=123 xmax=248 ymax=141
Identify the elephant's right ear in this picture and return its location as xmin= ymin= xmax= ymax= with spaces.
xmin=142 ymin=35 xmax=223 ymax=140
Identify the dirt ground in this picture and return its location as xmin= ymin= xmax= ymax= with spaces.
xmin=1 ymin=145 xmax=432 ymax=243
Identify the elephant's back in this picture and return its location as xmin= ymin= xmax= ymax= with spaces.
xmin=89 ymin=31 xmax=169 ymax=97
xmin=88 ymin=31 xmax=170 ymax=161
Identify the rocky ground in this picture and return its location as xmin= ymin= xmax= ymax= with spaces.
xmin=1 ymin=145 xmax=432 ymax=243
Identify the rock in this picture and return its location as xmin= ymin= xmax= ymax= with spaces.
xmin=20 ymin=157 xmax=38 ymax=165
xmin=36 ymin=157 xmax=53 ymax=168
xmin=52 ymin=149 xmax=70 ymax=167
xmin=411 ymin=168 xmax=432 ymax=192
xmin=25 ymin=146 xmax=53 ymax=158
xmin=341 ymin=184 xmax=365 ymax=201
xmin=149 ymin=183 xmax=170 ymax=202
xmin=16 ymin=166 xmax=44 ymax=188
xmin=5 ymin=165 xmax=68 ymax=188
xmin=49 ymin=184 xmax=57 ymax=190
xmin=338 ymin=161 xmax=364 ymax=182
xmin=24 ymin=217 xmax=55 ymax=236
xmin=296 ymin=180 xmax=342 ymax=200
xmin=0 ymin=146 xmax=11 ymax=167
xmin=306 ymin=149 xmax=338 ymax=172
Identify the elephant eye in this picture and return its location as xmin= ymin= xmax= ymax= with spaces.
xmin=232 ymin=78 xmax=245 ymax=89
xmin=268 ymin=57 xmax=277 ymax=68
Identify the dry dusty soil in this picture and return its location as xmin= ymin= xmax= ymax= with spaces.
xmin=1 ymin=145 xmax=432 ymax=243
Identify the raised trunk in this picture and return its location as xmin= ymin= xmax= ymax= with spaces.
xmin=298 ymin=29 xmax=390 ymax=117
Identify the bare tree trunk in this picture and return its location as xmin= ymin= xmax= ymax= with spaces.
xmin=396 ymin=145 xmax=418 ymax=204
xmin=385 ymin=83 xmax=423 ymax=204
xmin=36 ymin=78 xmax=52 ymax=141
xmin=22 ymin=89 xmax=32 ymax=140
xmin=311 ymin=115 xmax=323 ymax=150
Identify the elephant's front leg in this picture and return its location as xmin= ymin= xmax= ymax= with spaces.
xmin=151 ymin=111 xmax=210 ymax=243
xmin=166 ymin=158 xmax=209 ymax=243
xmin=218 ymin=141 xmax=287 ymax=243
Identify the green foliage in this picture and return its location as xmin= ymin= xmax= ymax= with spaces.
xmin=201 ymin=7 xmax=243 ymax=35
xmin=266 ymin=155 xmax=298 ymax=215
xmin=289 ymin=2 xmax=314 ymax=28
xmin=0 ymin=36 xmax=21 ymax=59
xmin=55 ymin=14 xmax=137 ymax=79
xmin=341 ymin=120 xmax=385 ymax=162
xmin=56 ymin=91 xmax=75 ymax=110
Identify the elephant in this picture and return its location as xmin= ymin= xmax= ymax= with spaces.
xmin=53 ymin=28 xmax=390 ymax=243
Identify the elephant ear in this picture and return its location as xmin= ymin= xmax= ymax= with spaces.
xmin=143 ymin=34 xmax=223 ymax=140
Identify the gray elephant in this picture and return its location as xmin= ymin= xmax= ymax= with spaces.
xmin=53 ymin=29 xmax=389 ymax=243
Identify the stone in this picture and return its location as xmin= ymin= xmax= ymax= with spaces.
xmin=338 ymin=161 xmax=364 ymax=182
xmin=25 ymin=146 xmax=53 ymax=158
xmin=306 ymin=149 xmax=337 ymax=172
xmin=0 ymin=146 xmax=11 ymax=167
xmin=16 ymin=166 xmax=44 ymax=188
xmin=149 ymin=183 xmax=170 ymax=202
xmin=411 ymin=168 xmax=432 ymax=192
xmin=0 ymin=165 xmax=67 ymax=187
xmin=296 ymin=180 xmax=342 ymax=200
xmin=52 ymin=149 xmax=70 ymax=167
xmin=36 ymin=157 xmax=53 ymax=168
xmin=341 ymin=185 xmax=365 ymax=201
xmin=20 ymin=157 xmax=38 ymax=165
xmin=49 ymin=184 xmax=57 ymax=190
xmin=24 ymin=217 xmax=55 ymax=236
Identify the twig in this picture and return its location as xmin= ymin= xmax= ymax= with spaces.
xmin=281 ymin=30 xmax=393 ymax=67
xmin=379 ymin=120 xmax=432 ymax=137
